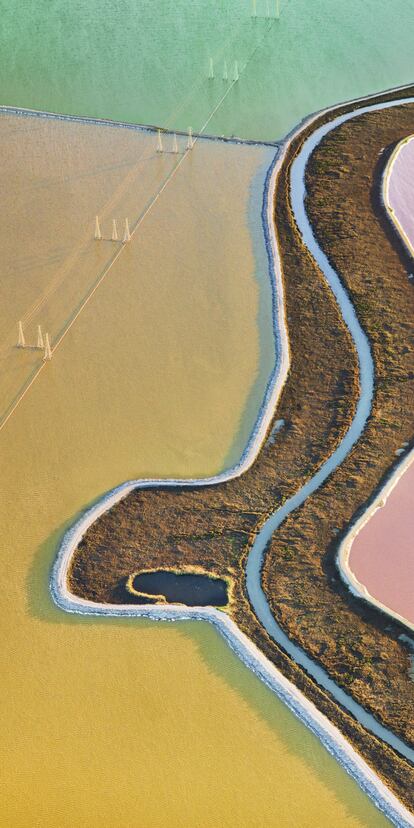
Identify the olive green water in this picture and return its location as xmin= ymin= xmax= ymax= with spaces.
xmin=1 ymin=0 xmax=413 ymax=140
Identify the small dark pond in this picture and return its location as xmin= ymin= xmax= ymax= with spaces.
xmin=130 ymin=570 xmax=229 ymax=607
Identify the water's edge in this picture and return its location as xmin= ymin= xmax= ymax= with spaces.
xmin=382 ymin=136 xmax=414 ymax=259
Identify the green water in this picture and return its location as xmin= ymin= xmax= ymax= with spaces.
xmin=1 ymin=0 xmax=413 ymax=140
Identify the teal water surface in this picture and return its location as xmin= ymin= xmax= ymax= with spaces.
xmin=1 ymin=0 xmax=414 ymax=140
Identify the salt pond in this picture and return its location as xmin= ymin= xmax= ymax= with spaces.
xmin=0 ymin=112 xmax=276 ymax=466
xmin=0 ymin=113 xmax=390 ymax=825
xmin=1 ymin=0 xmax=414 ymax=140
xmin=347 ymin=454 xmax=414 ymax=629
xmin=385 ymin=135 xmax=414 ymax=259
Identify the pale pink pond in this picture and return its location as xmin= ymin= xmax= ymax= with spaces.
xmin=348 ymin=459 xmax=414 ymax=626
xmin=350 ymin=138 xmax=414 ymax=628
xmin=387 ymin=135 xmax=414 ymax=251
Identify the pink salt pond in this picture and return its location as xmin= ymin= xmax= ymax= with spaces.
xmin=385 ymin=134 xmax=414 ymax=256
xmin=348 ymin=455 xmax=414 ymax=627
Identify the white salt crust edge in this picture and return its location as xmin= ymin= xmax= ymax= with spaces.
xmin=336 ymin=134 xmax=414 ymax=634
xmin=46 ymin=91 xmax=414 ymax=825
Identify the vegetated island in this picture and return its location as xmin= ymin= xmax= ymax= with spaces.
xmin=65 ymin=87 xmax=414 ymax=812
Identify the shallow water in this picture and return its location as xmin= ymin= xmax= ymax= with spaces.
xmin=130 ymin=570 xmax=229 ymax=606
xmin=1 ymin=0 xmax=414 ymax=140
xmin=0 ymin=114 xmax=391 ymax=825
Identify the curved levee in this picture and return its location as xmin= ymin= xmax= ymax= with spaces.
xmin=51 ymin=94 xmax=414 ymax=825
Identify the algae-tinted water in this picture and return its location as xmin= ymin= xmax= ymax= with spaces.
xmin=1 ymin=0 xmax=414 ymax=140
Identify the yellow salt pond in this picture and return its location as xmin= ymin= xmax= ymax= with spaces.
xmin=0 ymin=114 xmax=389 ymax=825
